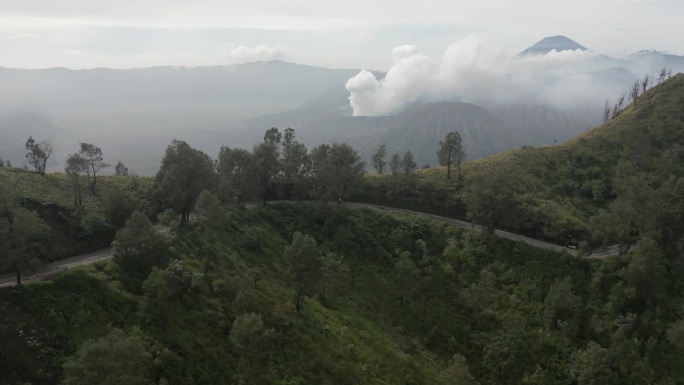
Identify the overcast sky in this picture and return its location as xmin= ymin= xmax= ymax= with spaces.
xmin=1 ymin=0 xmax=682 ymax=70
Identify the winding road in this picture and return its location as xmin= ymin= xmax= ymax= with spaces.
xmin=343 ymin=203 xmax=620 ymax=258
xmin=0 ymin=247 xmax=113 ymax=288
xmin=0 ymin=202 xmax=621 ymax=288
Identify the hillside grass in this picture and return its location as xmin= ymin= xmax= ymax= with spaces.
xmin=360 ymin=74 xmax=684 ymax=244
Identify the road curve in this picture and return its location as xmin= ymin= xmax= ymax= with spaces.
xmin=0 ymin=247 xmax=113 ymax=288
xmin=0 ymin=201 xmax=620 ymax=288
xmin=340 ymin=202 xmax=619 ymax=259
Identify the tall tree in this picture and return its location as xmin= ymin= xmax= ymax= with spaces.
xmin=24 ymin=136 xmax=53 ymax=176
xmin=437 ymin=131 xmax=466 ymax=180
xmin=253 ymin=141 xmax=281 ymax=205
xmin=400 ymin=151 xmax=417 ymax=177
xmin=112 ymin=211 xmax=167 ymax=278
xmin=155 ymin=140 xmax=214 ymax=225
xmin=628 ymin=79 xmax=640 ymax=105
xmin=310 ymin=143 xmax=364 ymax=201
xmin=263 ymin=127 xmax=282 ymax=147
xmin=65 ymin=153 xmax=87 ymax=206
xmin=389 ymin=153 xmax=401 ymax=176
xmin=217 ymin=146 xmax=256 ymax=204
xmin=279 ymin=128 xmax=312 ymax=200
xmin=0 ymin=202 xmax=51 ymax=285
xmin=641 ymin=75 xmax=650 ymax=94
xmin=284 ymin=232 xmax=322 ymax=312
xmin=371 ymin=144 xmax=388 ymax=174
xmin=79 ymin=142 xmax=110 ymax=193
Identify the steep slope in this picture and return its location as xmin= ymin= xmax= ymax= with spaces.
xmin=395 ymin=73 xmax=684 ymax=242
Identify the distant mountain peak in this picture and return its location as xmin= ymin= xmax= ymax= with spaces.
xmin=517 ymin=36 xmax=588 ymax=57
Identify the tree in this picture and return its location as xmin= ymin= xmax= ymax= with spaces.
xmin=79 ymin=142 xmax=110 ymax=193
xmin=400 ymin=151 xmax=417 ymax=177
xmin=543 ymin=277 xmax=580 ymax=330
xmin=641 ymin=74 xmax=650 ymax=94
xmin=140 ymin=260 xmax=203 ymax=327
xmin=62 ymin=329 xmax=156 ymax=385
xmin=658 ymin=67 xmax=669 ymax=83
xmin=155 ymin=140 xmax=214 ymax=225
xmin=437 ymin=131 xmax=466 ymax=180
xmin=217 ymin=146 xmax=256 ymax=204
xmin=0 ymin=202 xmax=51 ymax=285
xmin=439 ymin=354 xmax=479 ymax=385
xmin=194 ymin=190 xmax=227 ymax=230
xmin=229 ymin=313 xmax=276 ymax=385
xmin=628 ymin=79 xmax=640 ymax=105
xmin=570 ymin=342 xmax=618 ymax=385
xmin=371 ymin=144 xmax=388 ymax=174
xmin=102 ymin=188 xmax=135 ymax=229
xmin=112 ymin=212 xmax=167 ymax=279
xmin=284 ymin=232 xmax=322 ymax=312
xmin=24 ymin=136 xmax=53 ymax=175
xmin=389 ymin=153 xmax=401 ymax=176
xmin=310 ymin=143 xmax=364 ymax=201
xmin=253 ymin=141 xmax=280 ymax=205
xmin=279 ymin=128 xmax=311 ymax=200
xmin=65 ymin=153 xmax=87 ymax=206
xmin=319 ymin=252 xmax=350 ymax=302
xmin=462 ymin=167 xmax=519 ymax=234
xmin=114 ymin=161 xmax=129 ymax=176
xmin=603 ymin=99 xmax=611 ymax=123
xmin=263 ymin=127 xmax=282 ymax=147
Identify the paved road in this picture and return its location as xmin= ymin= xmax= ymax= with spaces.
xmin=0 ymin=247 xmax=113 ymax=288
xmin=342 ymin=202 xmax=620 ymax=259
xmin=0 ymin=201 xmax=621 ymax=288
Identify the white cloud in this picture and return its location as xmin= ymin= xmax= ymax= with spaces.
xmin=345 ymin=35 xmax=632 ymax=116
xmin=214 ymin=45 xmax=289 ymax=64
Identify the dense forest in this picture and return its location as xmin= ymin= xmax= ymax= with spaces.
xmin=1 ymin=74 xmax=683 ymax=385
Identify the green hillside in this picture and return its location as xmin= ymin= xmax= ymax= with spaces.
xmin=361 ymin=74 xmax=684 ymax=247
xmin=0 ymin=75 xmax=683 ymax=385
xmin=0 ymin=166 xmax=152 ymax=258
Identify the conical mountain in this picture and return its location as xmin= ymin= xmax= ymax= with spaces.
xmin=517 ymin=35 xmax=588 ymax=57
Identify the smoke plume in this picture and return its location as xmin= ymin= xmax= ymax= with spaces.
xmin=345 ymin=35 xmax=631 ymax=116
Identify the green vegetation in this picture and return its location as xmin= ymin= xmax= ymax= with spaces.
xmin=6 ymin=201 xmax=684 ymax=384
xmin=1 ymin=74 xmax=683 ymax=385
xmin=0 ymin=165 xmax=152 ymax=263
xmin=359 ymin=74 xmax=684 ymax=247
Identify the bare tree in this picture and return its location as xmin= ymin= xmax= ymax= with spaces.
xmin=612 ymin=94 xmax=626 ymax=119
xmin=641 ymin=75 xmax=650 ymax=94
xmin=603 ymin=99 xmax=611 ymax=123
xmin=628 ymin=79 xmax=640 ymax=105
xmin=658 ymin=68 xmax=668 ymax=84
xmin=24 ymin=136 xmax=53 ymax=176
